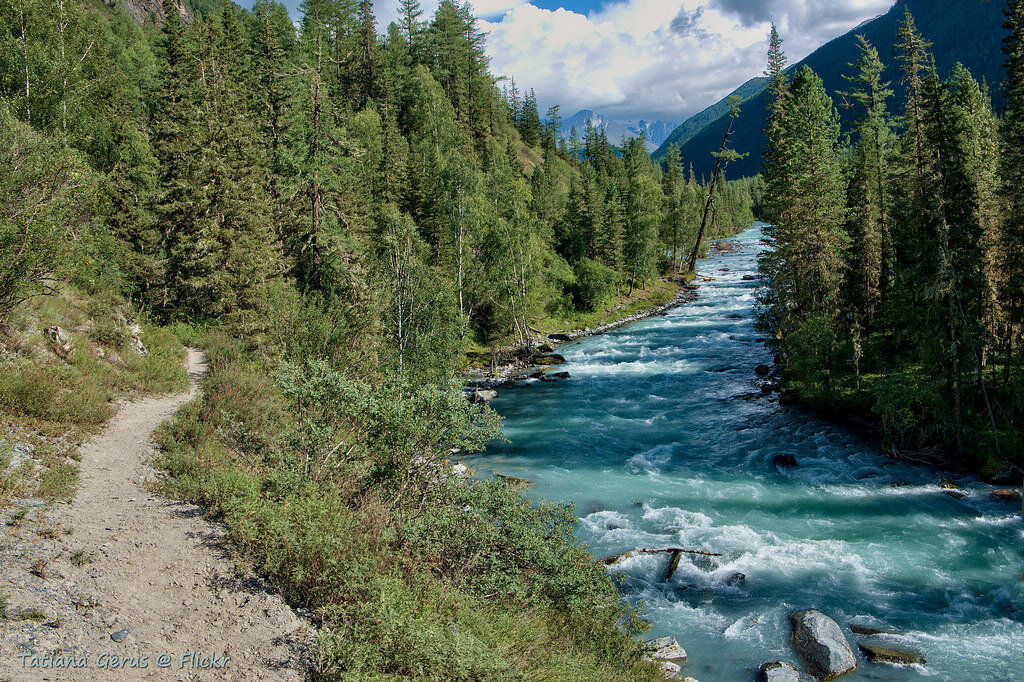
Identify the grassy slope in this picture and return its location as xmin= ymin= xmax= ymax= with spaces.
xmin=0 ymin=288 xmax=187 ymax=508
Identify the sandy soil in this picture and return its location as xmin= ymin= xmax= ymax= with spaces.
xmin=0 ymin=349 xmax=313 ymax=681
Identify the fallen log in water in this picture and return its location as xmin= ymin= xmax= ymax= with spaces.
xmin=599 ymin=547 xmax=723 ymax=580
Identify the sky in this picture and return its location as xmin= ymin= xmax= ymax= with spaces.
xmin=272 ymin=0 xmax=898 ymax=124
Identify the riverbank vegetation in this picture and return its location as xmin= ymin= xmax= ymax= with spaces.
xmin=758 ymin=6 xmax=1024 ymax=478
xmin=0 ymin=0 xmax=760 ymax=677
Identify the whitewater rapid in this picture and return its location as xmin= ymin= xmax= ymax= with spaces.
xmin=466 ymin=225 xmax=1024 ymax=681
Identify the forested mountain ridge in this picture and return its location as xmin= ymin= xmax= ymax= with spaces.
xmin=653 ymin=75 xmax=766 ymax=158
xmin=0 ymin=0 xmax=753 ymax=677
xmin=672 ymin=0 xmax=1005 ymax=179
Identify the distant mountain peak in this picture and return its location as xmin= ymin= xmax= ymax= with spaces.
xmin=562 ymin=110 xmax=677 ymax=151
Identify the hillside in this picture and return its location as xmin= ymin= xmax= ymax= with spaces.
xmin=653 ymin=76 xmax=767 ymax=157
xmin=664 ymin=0 xmax=1005 ymax=178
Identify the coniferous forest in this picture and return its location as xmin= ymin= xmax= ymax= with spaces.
xmin=759 ymin=9 xmax=1024 ymax=479
xmin=3 ymin=0 xmax=1024 ymax=678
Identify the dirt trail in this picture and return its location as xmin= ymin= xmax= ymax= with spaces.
xmin=0 ymin=349 xmax=312 ymax=680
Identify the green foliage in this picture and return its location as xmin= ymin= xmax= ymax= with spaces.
xmin=0 ymin=1 xmax=760 ymax=678
xmin=156 ymin=337 xmax=658 ymax=681
xmin=762 ymin=13 xmax=1024 ymax=470
xmin=570 ymin=258 xmax=620 ymax=312
xmin=0 ymin=109 xmax=100 ymax=324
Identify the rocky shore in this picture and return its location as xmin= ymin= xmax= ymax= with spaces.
xmin=464 ymin=282 xmax=701 ymax=391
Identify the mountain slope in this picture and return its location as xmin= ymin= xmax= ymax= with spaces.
xmin=664 ymin=0 xmax=1005 ymax=178
xmin=654 ymin=76 xmax=767 ymax=157
xmin=562 ymin=110 xmax=677 ymax=150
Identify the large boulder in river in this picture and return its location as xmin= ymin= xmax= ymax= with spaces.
xmin=656 ymin=661 xmax=682 ymax=680
xmin=534 ymin=354 xmax=566 ymax=365
xmin=468 ymin=389 xmax=498 ymax=404
xmin=755 ymin=364 xmax=771 ymax=376
xmin=857 ymin=637 xmax=926 ymax=665
xmin=991 ymin=488 xmax=1022 ymax=502
xmin=790 ymin=609 xmax=857 ymax=680
xmin=759 ymin=660 xmax=816 ymax=682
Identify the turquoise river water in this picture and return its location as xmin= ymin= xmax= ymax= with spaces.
xmin=464 ymin=225 xmax=1024 ymax=681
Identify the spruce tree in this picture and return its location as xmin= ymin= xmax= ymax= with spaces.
xmin=841 ymin=36 xmax=892 ymax=328
xmin=1000 ymin=0 xmax=1024 ymax=383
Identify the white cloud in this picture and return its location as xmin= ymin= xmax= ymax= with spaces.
xmin=479 ymin=0 xmax=894 ymax=122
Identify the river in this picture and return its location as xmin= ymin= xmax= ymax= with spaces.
xmin=463 ymin=225 xmax=1024 ymax=681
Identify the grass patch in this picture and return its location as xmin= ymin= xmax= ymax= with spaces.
xmin=37 ymin=462 xmax=77 ymax=502
xmin=0 ymin=288 xmax=188 ymax=435
xmin=69 ymin=549 xmax=91 ymax=566
xmin=7 ymin=608 xmax=47 ymax=622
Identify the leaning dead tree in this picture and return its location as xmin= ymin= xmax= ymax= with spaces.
xmin=686 ymin=95 xmax=745 ymax=274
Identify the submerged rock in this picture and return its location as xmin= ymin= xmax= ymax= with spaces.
xmin=759 ymin=660 xmax=815 ymax=682
xmin=743 ymin=274 xmax=759 ymax=281
xmin=848 ymin=622 xmax=897 ymax=637
xmin=494 ymin=472 xmax=534 ymax=489
xmin=541 ymin=371 xmax=570 ymax=381
xmin=773 ymin=454 xmax=799 ymax=469
xmin=790 ymin=609 xmax=857 ymax=680
xmin=755 ymin=364 xmax=771 ymax=376
xmin=534 ymin=354 xmax=566 ymax=365
xmin=725 ymin=572 xmax=746 ymax=586
xmin=858 ymin=638 xmax=926 ymax=666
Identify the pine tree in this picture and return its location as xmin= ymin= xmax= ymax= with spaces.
xmin=350 ymin=0 xmax=381 ymax=110
xmin=759 ymin=66 xmax=848 ymax=354
xmin=841 ymin=35 xmax=893 ymax=327
xmin=1000 ymin=0 xmax=1024 ymax=385
xmin=250 ymin=0 xmax=296 ymax=246
xmin=661 ymin=144 xmax=684 ymax=272
xmin=622 ymin=138 xmax=661 ymax=293
xmin=398 ymin=0 xmax=426 ymax=56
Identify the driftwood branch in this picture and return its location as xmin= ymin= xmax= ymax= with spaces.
xmin=599 ymin=546 xmax=723 ymax=581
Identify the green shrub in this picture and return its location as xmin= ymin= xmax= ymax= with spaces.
xmin=155 ymin=337 xmax=659 ymax=681
xmin=570 ymin=259 xmax=620 ymax=312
